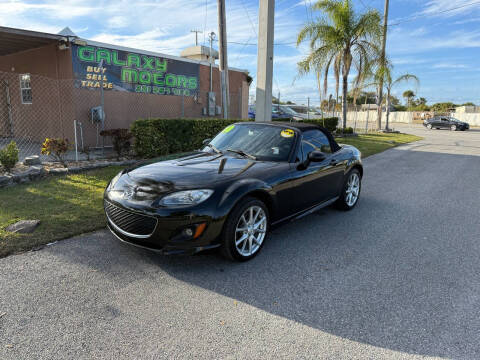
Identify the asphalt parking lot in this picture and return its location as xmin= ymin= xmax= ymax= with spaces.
xmin=1 ymin=125 xmax=479 ymax=359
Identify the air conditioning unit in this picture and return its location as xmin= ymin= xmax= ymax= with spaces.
xmin=91 ymin=106 xmax=105 ymax=123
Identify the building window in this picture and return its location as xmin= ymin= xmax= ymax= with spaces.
xmin=20 ymin=74 xmax=32 ymax=104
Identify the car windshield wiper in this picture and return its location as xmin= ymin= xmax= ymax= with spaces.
xmin=226 ymin=148 xmax=257 ymax=160
xmin=205 ymin=143 xmax=222 ymax=154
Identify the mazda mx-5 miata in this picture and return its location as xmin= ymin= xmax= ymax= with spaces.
xmin=104 ymin=122 xmax=363 ymax=261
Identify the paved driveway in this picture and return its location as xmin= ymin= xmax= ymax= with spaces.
xmin=1 ymin=126 xmax=479 ymax=359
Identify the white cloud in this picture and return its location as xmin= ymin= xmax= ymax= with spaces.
xmin=433 ymin=63 xmax=469 ymax=69
xmin=421 ymin=0 xmax=480 ymax=17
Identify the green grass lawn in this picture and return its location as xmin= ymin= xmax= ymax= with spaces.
xmin=337 ymin=132 xmax=422 ymax=158
xmin=0 ymin=134 xmax=421 ymax=258
xmin=0 ymin=166 xmax=123 ymax=258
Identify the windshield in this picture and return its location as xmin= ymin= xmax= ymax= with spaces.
xmin=290 ymin=106 xmax=308 ymax=114
xmin=205 ymin=123 xmax=296 ymax=162
xmin=280 ymin=106 xmax=299 ymax=115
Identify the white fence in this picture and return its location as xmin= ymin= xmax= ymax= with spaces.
xmin=450 ymin=113 xmax=480 ymax=126
xmin=346 ymin=111 xmax=412 ymax=124
xmin=345 ymin=111 xmax=480 ymax=128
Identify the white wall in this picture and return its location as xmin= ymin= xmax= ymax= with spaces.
xmin=345 ymin=111 xmax=480 ymax=127
xmin=346 ymin=111 xmax=412 ymax=124
xmin=450 ymin=113 xmax=480 ymax=126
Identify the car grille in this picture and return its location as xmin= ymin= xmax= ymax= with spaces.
xmin=104 ymin=201 xmax=157 ymax=237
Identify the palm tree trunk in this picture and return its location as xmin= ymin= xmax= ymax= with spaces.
xmin=386 ymin=89 xmax=391 ymax=131
xmin=342 ymin=75 xmax=348 ymax=130
xmin=376 ymin=86 xmax=383 ymax=130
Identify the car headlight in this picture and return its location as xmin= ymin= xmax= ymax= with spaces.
xmin=159 ymin=189 xmax=214 ymax=206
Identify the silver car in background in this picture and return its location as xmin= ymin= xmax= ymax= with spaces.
xmin=279 ymin=105 xmax=323 ymax=120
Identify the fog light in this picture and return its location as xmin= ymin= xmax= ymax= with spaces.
xmin=183 ymin=228 xmax=194 ymax=237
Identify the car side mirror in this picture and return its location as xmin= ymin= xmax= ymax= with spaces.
xmin=297 ymin=150 xmax=326 ymax=170
xmin=202 ymin=138 xmax=211 ymax=145
xmin=308 ymin=150 xmax=326 ymax=162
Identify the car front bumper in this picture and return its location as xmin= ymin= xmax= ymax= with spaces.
xmin=104 ymin=197 xmax=225 ymax=255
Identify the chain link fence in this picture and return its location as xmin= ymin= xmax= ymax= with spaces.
xmin=0 ymin=70 xmax=244 ymax=162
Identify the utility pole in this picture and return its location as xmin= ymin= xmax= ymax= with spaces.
xmin=190 ymin=29 xmax=202 ymax=46
xmin=256 ymin=0 xmax=275 ymax=122
xmin=377 ymin=0 xmax=389 ymax=131
xmin=217 ymin=0 xmax=229 ymax=119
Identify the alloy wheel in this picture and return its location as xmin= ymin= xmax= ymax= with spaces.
xmin=345 ymin=173 xmax=360 ymax=207
xmin=451 ymin=125 xmax=456 ymax=131
xmin=235 ymin=205 xmax=267 ymax=257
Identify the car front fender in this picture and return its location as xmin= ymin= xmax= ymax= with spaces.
xmin=345 ymin=158 xmax=363 ymax=177
xmin=217 ymin=179 xmax=275 ymax=215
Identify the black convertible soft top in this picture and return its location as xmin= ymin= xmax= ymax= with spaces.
xmin=251 ymin=121 xmax=341 ymax=152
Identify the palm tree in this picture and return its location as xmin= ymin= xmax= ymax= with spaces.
xmin=358 ymin=63 xmax=419 ymax=130
xmin=296 ymin=0 xmax=382 ymax=130
xmin=402 ymin=90 xmax=416 ymax=109
xmin=385 ymin=77 xmax=418 ymax=130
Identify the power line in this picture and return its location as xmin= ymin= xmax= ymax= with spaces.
xmin=358 ymin=0 xmax=369 ymax=9
xmin=389 ymin=0 xmax=480 ymax=26
xmin=203 ymin=0 xmax=208 ymax=45
xmin=233 ymin=34 xmax=254 ymax=64
xmin=240 ymin=0 xmax=257 ymax=37
xmin=219 ymin=40 xmax=297 ymax=46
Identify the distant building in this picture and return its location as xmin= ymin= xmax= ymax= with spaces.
xmin=455 ymin=105 xmax=480 ymax=113
xmin=412 ymin=111 xmax=434 ymax=123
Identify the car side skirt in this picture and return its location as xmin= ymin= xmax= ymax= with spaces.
xmin=271 ymin=196 xmax=339 ymax=227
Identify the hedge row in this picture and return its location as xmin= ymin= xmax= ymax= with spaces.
xmin=130 ymin=117 xmax=339 ymax=158
xmin=131 ymin=118 xmax=239 ymax=157
xmin=273 ymin=117 xmax=339 ymax=133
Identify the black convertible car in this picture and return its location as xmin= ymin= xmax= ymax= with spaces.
xmin=423 ymin=116 xmax=469 ymax=131
xmin=104 ymin=122 xmax=363 ymax=261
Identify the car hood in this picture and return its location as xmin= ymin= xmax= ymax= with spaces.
xmin=116 ymin=152 xmax=278 ymax=193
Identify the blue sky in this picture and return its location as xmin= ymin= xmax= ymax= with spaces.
xmin=1 ymin=0 xmax=480 ymax=105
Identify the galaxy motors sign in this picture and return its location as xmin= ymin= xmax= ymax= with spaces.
xmin=72 ymin=44 xmax=200 ymax=96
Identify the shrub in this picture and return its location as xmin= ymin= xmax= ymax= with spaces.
xmin=41 ymin=138 xmax=69 ymax=167
xmin=293 ymin=117 xmax=339 ymax=133
xmin=100 ymin=128 xmax=133 ymax=160
xmin=131 ymin=118 xmax=242 ymax=158
xmin=0 ymin=141 xmax=19 ymax=172
xmin=340 ymin=127 xmax=354 ymax=134
xmin=130 ymin=117 xmax=339 ymax=158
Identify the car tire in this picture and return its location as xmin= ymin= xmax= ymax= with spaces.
xmin=451 ymin=125 xmax=457 ymax=131
xmin=220 ymin=197 xmax=269 ymax=262
xmin=335 ymin=169 xmax=362 ymax=211
xmin=426 ymin=124 xmax=432 ymax=129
